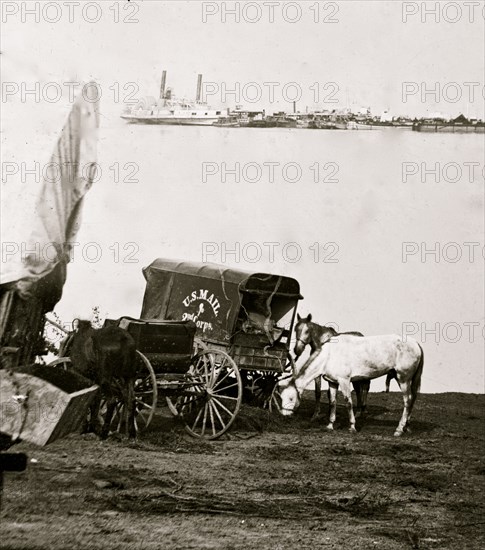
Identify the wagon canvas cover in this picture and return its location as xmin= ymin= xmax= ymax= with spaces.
xmin=140 ymin=259 xmax=302 ymax=344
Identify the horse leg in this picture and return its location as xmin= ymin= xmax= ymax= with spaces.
xmin=101 ymin=396 xmax=116 ymax=439
xmin=119 ymin=383 xmax=128 ymax=436
xmin=394 ymin=380 xmax=412 ymax=437
xmin=359 ymin=380 xmax=370 ymax=418
xmin=326 ymin=382 xmax=338 ymax=431
xmin=403 ymin=349 xmax=424 ymax=434
xmin=339 ymin=379 xmax=357 ymax=433
xmin=401 ymin=382 xmax=419 ymax=435
xmin=311 ymin=376 xmax=322 ymax=421
xmin=353 ymin=381 xmax=363 ymax=417
xmin=88 ymin=392 xmax=102 ymax=434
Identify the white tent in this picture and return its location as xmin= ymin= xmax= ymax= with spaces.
xmin=1 ymin=51 xmax=100 ymax=301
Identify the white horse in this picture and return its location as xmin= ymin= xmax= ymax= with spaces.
xmin=279 ymin=334 xmax=424 ymax=437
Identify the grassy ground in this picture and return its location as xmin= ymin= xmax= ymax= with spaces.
xmin=1 ymin=391 xmax=484 ymax=549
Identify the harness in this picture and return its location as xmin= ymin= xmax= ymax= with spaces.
xmin=296 ymin=337 xmax=309 ymax=347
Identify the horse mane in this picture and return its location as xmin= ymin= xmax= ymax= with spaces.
xmin=308 ymin=321 xmax=360 ymax=341
xmin=317 ymin=324 xmax=338 ymax=336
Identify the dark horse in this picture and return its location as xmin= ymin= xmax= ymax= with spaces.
xmin=293 ymin=314 xmax=370 ymax=421
xmin=61 ymin=320 xmax=137 ymax=439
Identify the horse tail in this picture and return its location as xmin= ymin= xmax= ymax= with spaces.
xmin=411 ymin=343 xmax=424 ymax=401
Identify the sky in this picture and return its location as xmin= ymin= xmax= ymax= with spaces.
xmin=1 ymin=0 xmax=484 ymax=118
xmin=1 ymin=1 xmax=484 ymax=394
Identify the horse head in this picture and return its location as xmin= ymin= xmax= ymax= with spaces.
xmin=68 ymin=320 xmax=98 ymax=376
xmin=294 ymin=313 xmax=312 ymax=356
xmin=75 ymin=319 xmax=93 ymax=334
xmin=278 ymin=375 xmax=301 ymax=416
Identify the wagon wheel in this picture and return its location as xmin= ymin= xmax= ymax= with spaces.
xmin=267 ymin=354 xmax=295 ymax=414
xmin=247 ymin=371 xmax=279 ymax=408
xmin=165 ymin=338 xmax=207 ymax=416
xmin=133 ymin=350 xmax=158 ymax=431
xmin=48 ymin=357 xmax=72 ymax=370
xmin=193 ymin=337 xmax=208 ymax=354
xmin=168 ymin=349 xmax=242 ymax=439
xmin=99 ymin=350 xmax=158 ymax=435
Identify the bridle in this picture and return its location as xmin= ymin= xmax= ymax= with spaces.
xmin=294 ymin=320 xmax=313 ymax=353
xmin=294 ymin=335 xmax=311 ymax=357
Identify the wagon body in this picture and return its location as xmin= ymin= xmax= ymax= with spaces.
xmin=117 ymin=317 xmax=196 ymax=374
xmin=102 ymin=316 xmax=243 ymax=439
xmin=140 ymin=259 xmax=303 ymax=374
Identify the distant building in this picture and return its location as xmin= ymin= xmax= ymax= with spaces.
xmin=380 ymin=110 xmax=393 ymax=122
xmin=229 ymin=106 xmax=265 ymax=123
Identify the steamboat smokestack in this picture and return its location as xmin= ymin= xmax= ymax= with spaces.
xmin=160 ymin=70 xmax=167 ymax=99
xmin=196 ymin=74 xmax=202 ymax=103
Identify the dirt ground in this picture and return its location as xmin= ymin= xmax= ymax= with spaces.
xmin=1 ymin=391 xmax=484 ymax=550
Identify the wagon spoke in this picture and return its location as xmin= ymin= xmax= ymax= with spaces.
xmin=212 ymin=381 xmax=240 ymax=395
xmin=200 ymin=401 xmax=209 ymax=437
xmin=212 ymin=393 xmax=239 ymax=401
xmin=209 ymin=398 xmax=226 ymax=430
xmin=191 ymin=403 xmax=206 ymax=433
xmin=210 ymin=355 xmax=227 ymax=385
xmin=135 ymin=399 xmax=153 ymax=410
xmin=135 ymin=410 xmax=149 ymax=428
xmin=134 ymin=391 xmax=155 ymax=398
xmin=210 ymin=395 xmax=236 ymax=417
xmin=202 ymin=355 xmax=210 ymax=382
xmin=208 ymin=400 xmax=217 ymax=436
xmin=211 ymin=367 xmax=233 ymax=390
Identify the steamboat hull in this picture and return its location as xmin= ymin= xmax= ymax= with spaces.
xmin=121 ymin=114 xmax=220 ymax=126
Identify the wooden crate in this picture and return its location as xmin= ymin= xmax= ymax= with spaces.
xmin=0 ymin=370 xmax=98 ymax=446
xmin=119 ymin=318 xmax=196 ymax=374
xmin=230 ymin=333 xmax=288 ymax=372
